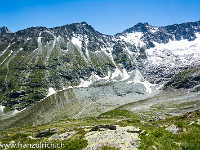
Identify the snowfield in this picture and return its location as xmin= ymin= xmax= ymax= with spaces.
xmin=146 ymin=33 xmax=200 ymax=67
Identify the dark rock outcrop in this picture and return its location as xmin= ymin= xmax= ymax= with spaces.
xmin=0 ymin=26 xmax=11 ymax=34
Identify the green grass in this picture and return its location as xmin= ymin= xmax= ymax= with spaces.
xmin=139 ymin=110 xmax=200 ymax=150
xmin=0 ymin=109 xmax=199 ymax=150
xmin=98 ymin=145 xmax=120 ymax=150
xmin=164 ymin=68 xmax=198 ymax=89
xmin=98 ymin=109 xmax=139 ymax=119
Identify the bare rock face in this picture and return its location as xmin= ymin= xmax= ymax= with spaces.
xmin=165 ymin=124 xmax=179 ymax=134
xmin=196 ymin=119 xmax=200 ymax=125
xmin=1 ymin=21 xmax=200 ymax=112
xmin=0 ymin=26 xmax=11 ymax=34
xmin=1 ymin=20 xmax=200 ymax=130
xmin=164 ymin=67 xmax=200 ymax=89
xmin=35 ymin=128 xmax=59 ymax=138
xmin=189 ymin=119 xmax=200 ymax=125
xmin=48 ymin=131 xmax=77 ymax=140
xmin=84 ymin=125 xmax=141 ymax=150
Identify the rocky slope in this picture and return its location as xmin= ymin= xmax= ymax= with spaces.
xmin=0 ymin=26 xmax=11 ymax=34
xmin=164 ymin=67 xmax=200 ymax=89
xmin=0 ymin=20 xmax=200 ymax=122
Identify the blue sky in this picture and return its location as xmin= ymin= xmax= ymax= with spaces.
xmin=1 ymin=0 xmax=200 ymax=35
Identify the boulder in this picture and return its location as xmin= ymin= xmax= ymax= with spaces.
xmin=49 ymin=134 xmax=60 ymax=140
xmin=36 ymin=128 xmax=58 ymax=138
xmin=59 ymin=131 xmax=77 ymax=140
xmin=188 ymin=121 xmax=195 ymax=125
xmin=188 ymin=119 xmax=200 ymax=125
xmin=165 ymin=124 xmax=179 ymax=134
xmin=91 ymin=125 xmax=117 ymax=131
xmin=196 ymin=119 xmax=200 ymax=125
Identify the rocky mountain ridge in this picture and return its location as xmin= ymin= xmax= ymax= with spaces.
xmin=0 ymin=26 xmax=11 ymax=34
xmin=0 ymin=20 xmax=200 ymax=113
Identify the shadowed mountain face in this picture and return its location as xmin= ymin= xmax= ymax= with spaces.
xmin=164 ymin=67 xmax=200 ymax=89
xmin=0 ymin=26 xmax=11 ymax=34
xmin=0 ymin=20 xmax=200 ymax=114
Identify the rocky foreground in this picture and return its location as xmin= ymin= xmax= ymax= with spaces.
xmin=83 ymin=125 xmax=141 ymax=150
xmin=0 ymin=108 xmax=199 ymax=150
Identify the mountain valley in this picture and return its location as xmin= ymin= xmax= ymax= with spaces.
xmin=0 ymin=20 xmax=200 ymax=150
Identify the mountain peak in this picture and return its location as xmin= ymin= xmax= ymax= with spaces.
xmin=0 ymin=20 xmax=200 ymax=120
xmin=51 ymin=21 xmax=100 ymax=37
xmin=80 ymin=21 xmax=88 ymax=25
xmin=0 ymin=26 xmax=12 ymax=34
xmin=70 ymin=21 xmax=94 ymax=30
xmin=122 ymin=22 xmax=151 ymax=34
xmin=135 ymin=22 xmax=149 ymax=27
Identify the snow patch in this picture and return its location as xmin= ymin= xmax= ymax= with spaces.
xmin=143 ymin=81 xmax=154 ymax=93
xmin=133 ymin=69 xmax=144 ymax=83
xmin=147 ymin=33 xmax=200 ymax=66
xmin=149 ymin=27 xmax=159 ymax=33
xmin=71 ymin=37 xmax=82 ymax=48
xmin=47 ymin=87 xmax=56 ymax=97
xmin=111 ymin=68 xmax=122 ymax=80
xmin=0 ymin=105 xmax=5 ymax=112
xmin=12 ymin=109 xmax=23 ymax=115
xmin=71 ymin=36 xmax=89 ymax=63
xmin=37 ymin=33 xmax=42 ymax=45
xmin=111 ymin=68 xmax=130 ymax=81
xmin=46 ymin=38 xmax=56 ymax=61
xmin=77 ymin=79 xmax=93 ymax=88
xmin=77 ymin=71 xmax=112 ymax=88
xmin=63 ymin=86 xmax=73 ymax=90
xmin=85 ymin=38 xmax=90 ymax=59
xmin=122 ymin=69 xmax=130 ymax=80
xmin=77 ymin=74 xmax=102 ymax=88
xmin=103 ymin=70 xmax=111 ymax=80
xmin=128 ymin=69 xmax=154 ymax=93
xmin=120 ymin=32 xmax=145 ymax=47
xmin=38 ymin=37 xmax=42 ymax=44
xmin=0 ymin=50 xmax=13 ymax=66
xmin=125 ymin=46 xmax=134 ymax=55
xmin=0 ymin=43 xmax=11 ymax=57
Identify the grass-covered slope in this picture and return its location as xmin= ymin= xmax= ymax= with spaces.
xmin=0 ymin=78 xmax=155 ymax=130
xmin=0 ymin=109 xmax=199 ymax=150
xmin=164 ymin=67 xmax=200 ymax=89
xmin=0 ymin=26 xmax=117 ymax=112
